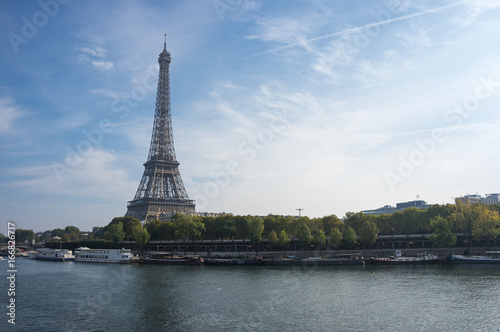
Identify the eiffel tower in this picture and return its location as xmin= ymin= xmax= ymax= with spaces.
xmin=125 ymin=36 xmax=196 ymax=222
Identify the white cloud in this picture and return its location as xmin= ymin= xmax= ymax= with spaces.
xmin=0 ymin=97 xmax=23 ymax=133
xmin=5 ymin=148 xmax=135 ymax=200
xmin=79 ymin=46 xmax=107 ymax=58
xmin=91 ymin=60 xmax=115 ymax=71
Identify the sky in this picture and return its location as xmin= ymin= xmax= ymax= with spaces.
xmin=1 ymin=0 xmax=500 ymax=233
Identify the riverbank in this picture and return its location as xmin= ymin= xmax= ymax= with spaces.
xmin=136 ymin=246 xmax=500 ymax=259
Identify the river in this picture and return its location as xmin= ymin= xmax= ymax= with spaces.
xmin=1 ymin=259 xmax=500 ymax=331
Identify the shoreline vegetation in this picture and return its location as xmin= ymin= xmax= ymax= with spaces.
xmin=5 ymin=201 xmax=500 ymax=253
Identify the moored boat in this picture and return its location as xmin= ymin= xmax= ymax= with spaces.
xmin=25 ymin=250 xmax=38 ymax=259
xmin=36 ymin=248 xmax=75 ymax=261
xmin=370 ymin=251 xmax=441 ymax=265
xmin=272 ymin=254 xmax=365 ymax=266
xmin=447 ymin=251 xmax=500 ymax=264
xmin=139 ymin=253 xmax=204 ymax=265
xmin=74 ymin=247 xmax=133 ymax=263
xmin=205 ymin=256 xmax=263 ymax=265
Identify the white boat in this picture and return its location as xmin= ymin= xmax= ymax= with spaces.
xmin=448 ymin=251 xmax=500 ymax=264
xmin=74 ymin=247 xmax=133 ymax=263
xmin=36 ymin=248 xmax=75 ymax=261
xmin=25 ymin=250 xmax=38 ymax=259
xmin=370 ymin=250 xmax=441 ymax=265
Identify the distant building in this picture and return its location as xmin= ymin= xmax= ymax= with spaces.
xmin=484 ymin=193 xmax=500 ymax=205
xmin=457 ymin=193 xmax=500 ymax=205
xmin=362 ymin=200 xmax=432 ymax=216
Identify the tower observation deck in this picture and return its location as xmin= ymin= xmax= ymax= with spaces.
xmin=125 ymin=36 xmax=196 ymax=222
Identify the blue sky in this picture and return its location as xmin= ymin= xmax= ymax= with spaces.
xmin=1 ymin=0 xmax=500 ymax=232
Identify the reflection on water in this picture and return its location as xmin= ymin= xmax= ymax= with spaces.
xmin=2 ymin=260 xmax=500 ymax=331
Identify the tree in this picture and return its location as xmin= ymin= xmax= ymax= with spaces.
xmin=297 ymin=223 xmax=312 ymax=249
xmin=104 ymin=222 xmax=125 ymax=247
xmin=321 ymin=215 xmax=344 ymax=235
xmin=172 ymin=213 xmax=205 ymax=241
xmin=145 ymin=220 xmax=163 ymax=240
xmin=429 ymin=216 xmax=457 ymax=248
xmin=329 ymin=228 xmax=343 ymax=248
xmin=247 ymin=216 xmax=264 ymax=249
xmin=64 ymin=226 xmax=80 ymax=236
xmin=372 ymin=214 xmax=394 ymax=235
xmin=278 ymin=230 xmax=290 ymax=251
xmin=358 ymin=221 xmax=378 ymax=248
xmin=449 ymin=199 xmax=474 ymax=246
xmin=342 ymin=226 xmax=357 ymax=249
xmin=313 ymin=230 xmax=326 ymax=248
xmin=15 ymin=229 xmax=35 ymax=243
xmin=109 ymin=217 xmax=141 ymax=240
xmin=51 ymin=228 xmax=64 ymax=238
xmin=132 ymin=225 xmax=150 ymax=251
xmin=158 ymin=222 xmax=176 ymax=240
xmin=92 ymin=227 xmax=104 ymax=239
xmin=268 ymin=230 xmax=279 ymax=249
xmin=471 ymin=204 xmax=500 ymax=248
xmin=344 ymin=212 xmax=366 ymax=234
xmin=402 ymin=208 xmax=428 ymax=234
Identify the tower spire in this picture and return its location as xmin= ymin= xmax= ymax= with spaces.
xmin=125 ymin=38 xmax=195 ymax=222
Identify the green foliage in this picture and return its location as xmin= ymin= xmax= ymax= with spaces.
xmin=64 ymin=226 xmax=80 ymax=235
xmin=278 ymin=230 xmax=290 ymax=250
xmin=247 ymin=216 xmax=264 ymax=246
xmin=267 ymin=230 xmax=279 ymax=248
xmin=429 ymin=216 xmax=457 ymax=247
xmin=109 ymin=217 xmax=141 ymax=240
xmin=329 ymin=228 xmax=342 ymax=248
xmin=296 ymin=223 xmax=312 ymax=248
xmin=358 ymin=221 xmax=378 ymax=248
xmin=321 ymin=215 xmax=343 ymax=235
xmin=342 ymin=226 xmax=357 ymax=249
xmin=132 ymin=225 xmax=150 ymax=250
xmin=51 ymin=228 xmax=65 ymax=237
xmin=15 ymin=229 xmax=35 ymax=243
xmin=344 ymin=212 xmax=366 ymax=234
xmin=471 ymin=204 xmax=500 ymax=243
xmin=313 ymin=230 xmax=326 ymax=247
xmin=92 ymin=227 xmax=104 ymax=239
xmin=171 ymin=213 xmax=205 ymax=241
xmin=104 ymin=222 xmax=125 ymax=246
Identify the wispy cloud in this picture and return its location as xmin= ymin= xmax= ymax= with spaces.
xmin=0 ymin=97 xmax=23 ymax=133
xmin=74 ymin=33 xmax=115 ymax=71
xmin=79 ymin=46 xmax=107 ymax=58
xmin=5 ymin=148 xmax=135 ymax=200
xmin=91 ymin=60 xmax=114 ymax=71
xmin=244 ymin=1 xmax=466 ymax=59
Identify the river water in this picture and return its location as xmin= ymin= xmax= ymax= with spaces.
xmin=1 ymin=259 xmax=500 ymax=331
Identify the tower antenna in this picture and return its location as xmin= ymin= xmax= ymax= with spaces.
xmin=164 ymin=33 xmax=167 ymax=50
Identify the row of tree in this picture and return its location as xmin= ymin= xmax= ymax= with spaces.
xmin=4 ymin=202 xmax=499 ymax=250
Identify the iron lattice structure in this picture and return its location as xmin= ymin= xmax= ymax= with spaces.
xmin=125 ymin=39 xmax=195 ymax=222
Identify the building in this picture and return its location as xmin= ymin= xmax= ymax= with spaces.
xmin=362 ymin=200 xmax=432 ymax=216
xmin=125 ymin=37 xmax=196 ymax=222
xmin=457 ymin=193 xmax=500 ymax=205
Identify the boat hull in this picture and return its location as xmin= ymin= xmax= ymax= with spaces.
xmin=448 ymin=255 xmax=500 ymax=264
xmin=36 ymin=256 xmax=75 ymax=262
xmin=205 ymin=258 xmax=263 ymax=265
xmin=272 ymin=258 xmax=364 ymax=266
xmin=370 ymin=257 xmax=441 ymax=265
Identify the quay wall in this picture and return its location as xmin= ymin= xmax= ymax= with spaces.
xmin=140 ymin=246 xmax=500 ymax=258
